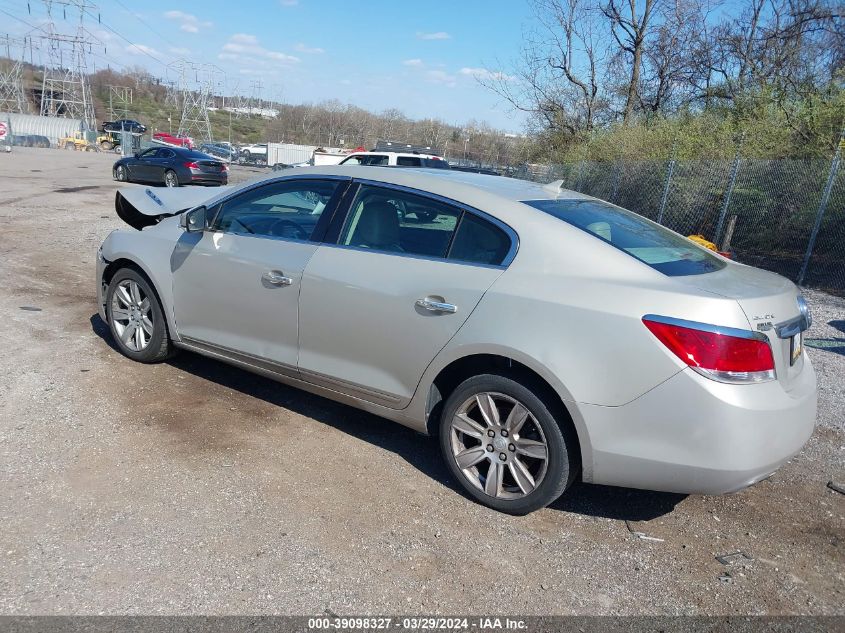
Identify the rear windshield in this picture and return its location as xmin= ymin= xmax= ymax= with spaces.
xmin=186 ymin=150 xmax=217 ymax=160
xmin=523 ymin=199 xmax=726 ymax=276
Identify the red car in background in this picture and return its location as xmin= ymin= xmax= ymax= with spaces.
xmin=152 ymin=132 xmax=194 ymax=149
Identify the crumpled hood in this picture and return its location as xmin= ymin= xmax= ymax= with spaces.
xmin=115 ymin=185 xmax=232 ymax=230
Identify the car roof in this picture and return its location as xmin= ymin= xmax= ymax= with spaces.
xmin=346 ymin=151 xmax=440 ymax=158
xmin=248 ymin=165 xmax=588 ymax=204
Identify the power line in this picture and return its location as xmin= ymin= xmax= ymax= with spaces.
xmin=0 ymin=3 xmax=130 ymax=71
xmin=78 ymin=5 xmax=168 ymax=68
xmin=112 ymin=0 xmax=172 ymax=51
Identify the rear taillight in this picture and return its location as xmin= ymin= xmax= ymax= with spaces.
xmin=184 ymin=161 xmax=199 ymax=169
xmin=222 ymin=163 xmax=228 ymax=171
xmin=643 ymin=315 xmax=775 ymax=384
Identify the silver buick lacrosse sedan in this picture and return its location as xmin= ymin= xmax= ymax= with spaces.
xmin=97 ymin=166 xmax=816 ymax=514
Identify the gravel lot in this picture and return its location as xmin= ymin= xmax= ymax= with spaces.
xmin=0 ymin=147 xmax=842 ymax=615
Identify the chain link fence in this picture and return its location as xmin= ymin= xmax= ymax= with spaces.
xmin=501 ymin=141 xmax=845 ymax=297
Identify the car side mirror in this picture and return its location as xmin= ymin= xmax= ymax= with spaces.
xmin=133 ymin=151 xmax=140 ymax=158
xmin=180 ymin=206 xmax=208 ymax=232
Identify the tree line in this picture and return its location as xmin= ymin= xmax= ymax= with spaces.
xmin=482 ymin=0 xmax=844 ymax=160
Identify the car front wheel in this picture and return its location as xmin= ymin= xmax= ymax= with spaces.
xmin=115 ymin=165 xmax=127 ymax=182
xmin=439 ymin=373 xmax=578 ymax=514
xmin=106 ymin=268 xmax=172 ymax=363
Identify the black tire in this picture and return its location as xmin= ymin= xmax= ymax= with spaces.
xmin=438 ymin=373 xmax=578 ymax=515
xmin=100 ymin=140 xmax=113 ymax=151
xmin=105 ymin=268 xmax=173 ymax=363
xmin=164 ymin=169 xmax=179 ymax=187
xmin=114 ymin=165 xmax=128 ymax=182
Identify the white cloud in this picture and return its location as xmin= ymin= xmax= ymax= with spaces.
xmin=169 ymin=47 xmax=191 ymax=56
xmin=424 ymin=69 xmax=456 ymax=87
xmin=294 ymin=43 xmax=324 ymax=54
xmin=459 ymin=67 xmax=515 ymax=81
xmin=402 ymin=58 xmax=424 ymax=67
xmin=125 ymin=43 xmax=161 ymax=57
xmin=218 ymin=33 xmax=300 ymax=68
xmin=417 ymin=31 xmax=451 ymax=40
xmin=164 ymin=10 xmax=212 ymax=33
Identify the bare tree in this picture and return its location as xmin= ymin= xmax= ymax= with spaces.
xmin=639 ymin=0 xmax=709 ymax=114
xmin=481 ymin=0 xmax=607 ymax=135
xmin=602 ymin=0 xmax=661 ymax=123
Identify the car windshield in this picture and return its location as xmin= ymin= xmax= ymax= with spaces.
xmin=523 ymin=198 xmax=726 ymax=276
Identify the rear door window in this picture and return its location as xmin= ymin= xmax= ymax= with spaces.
xmin=396 ymin=156 xmax=422 ymax=167
xmin=523 ymin=198 xmax=726 ymax=276
xmin=339 ymin=185 xmax=460 ymax=258
xmin=448 ymin=213 xmax=511 ymax=266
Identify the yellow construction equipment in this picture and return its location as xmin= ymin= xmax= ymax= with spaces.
xmin=58 ymin=132 xmax=97 ymax=152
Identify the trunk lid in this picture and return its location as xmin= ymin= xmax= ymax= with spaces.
xmin=678 ymin=261 xmax=810 ymax=389
xmin=196 ymin=159 xmax=224 ymax=173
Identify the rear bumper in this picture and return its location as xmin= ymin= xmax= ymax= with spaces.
xmin=188 ymin=170 xmax=227 ymax=185
xmin=578 ymin=357 xmax=817 ymax=494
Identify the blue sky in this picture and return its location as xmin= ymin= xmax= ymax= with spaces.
xmin=2 ymin=0 xmax=535 ymax=131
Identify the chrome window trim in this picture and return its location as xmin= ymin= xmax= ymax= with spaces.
xmin=204 ymin=229 xmax=323 ymax=247
xmin=642 ymin=314 xmax=769 ymax=342
xmin=349 ymin=178 xmax=520 ymax=268
xmin=315 ymin=242 xmax=511 ymax=271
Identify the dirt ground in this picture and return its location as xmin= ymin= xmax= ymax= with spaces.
xmin=0 ymin=147 xmax=842 ymax=615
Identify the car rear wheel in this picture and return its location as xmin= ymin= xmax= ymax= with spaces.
xmin=106 ymin=269 xmax=172 ymax=363
xmin=164 ymin=170 xmax=179 ymax=187
xmin=115 ymin=165 xmax=127 ymax=182
xmin=439 ymin=373 xmax=578 ymax=514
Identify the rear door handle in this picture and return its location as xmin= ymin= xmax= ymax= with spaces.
xmin=416 ymin=297 xmax=457 ymax=313
xmin=262 ymin=270 xmax=293 ymax=286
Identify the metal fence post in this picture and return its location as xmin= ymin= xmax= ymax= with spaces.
xmin=610 ymin=160 xmax=622 ymax=203
xmin=713 ymin=145 xmax=743 ymax=245
xmin=797 ymin=130 xmax=844 ymax=286
xmin=656 ymin=144 xmax=677 ymax=225
xmin=574 ymin=159 xmax=585 ymax=192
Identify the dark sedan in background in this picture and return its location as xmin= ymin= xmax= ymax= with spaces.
xmin=113 ymin=146 xmax=228 ymax=187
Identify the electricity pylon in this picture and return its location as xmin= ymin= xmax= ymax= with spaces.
xmin=39 ymin=0 xmax=98 ymax=129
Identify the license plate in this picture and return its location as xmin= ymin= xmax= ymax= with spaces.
xmin=790 ymin=332 xmax=803 ymax=365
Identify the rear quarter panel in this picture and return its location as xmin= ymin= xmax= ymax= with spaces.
xmin=408 ymin=212 xmax=754 ymax=466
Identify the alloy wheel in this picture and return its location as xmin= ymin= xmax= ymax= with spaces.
xmin=116 ymin=166 xmax=126 ymax=181
xmin=110 ymin=279 xmax=154 ymax=352
xmin=449 ymin=392 xmax=549 ymax=499
xmin=165 ymin=171 xmax=178 ymax=187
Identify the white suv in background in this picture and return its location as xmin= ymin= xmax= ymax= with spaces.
xmin=339 ymin=151 xmax=449 ymax=168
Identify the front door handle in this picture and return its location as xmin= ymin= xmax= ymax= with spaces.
xmin=416 ymin=297 xmax=457 ymax=313
xmin=262 ymin=270 xmax=293 ymax=286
